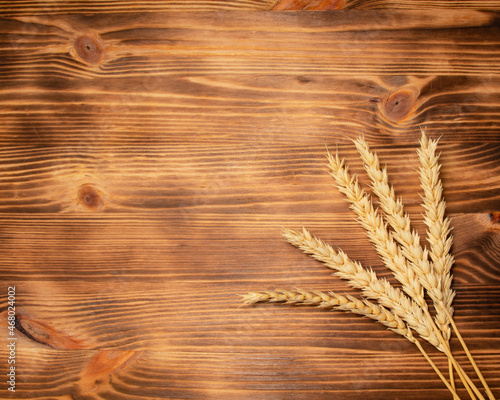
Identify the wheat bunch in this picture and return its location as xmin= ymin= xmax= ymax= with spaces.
xmin=242 ymin=130 xmax=495 ymax=400
xmin=326 ymin=150 xmax=425 ymax=307
xmin=353 ymin=134 xmax=455 ymax=342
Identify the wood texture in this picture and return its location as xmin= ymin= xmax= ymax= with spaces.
xmin=340 ymin=0 xmax=500 ymax=10
xmin=0 ymin=5 xmax=499 ymax=400
xmin=1 ymin=0 xmax=500 ymax=14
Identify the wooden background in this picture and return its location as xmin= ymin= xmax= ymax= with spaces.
xmin=1 ymin=1 xmax=499 ymax=399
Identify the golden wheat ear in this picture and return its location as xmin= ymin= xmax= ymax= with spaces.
xmin=241 ymin=288 xmax=460 ymax=399
xmin=418 ymin=129 xmax=455 ymax=332
xmin=326 ymin=148 xmax=426 ymax=306
xmin=419 ymin=130 xmax=495 ymax=400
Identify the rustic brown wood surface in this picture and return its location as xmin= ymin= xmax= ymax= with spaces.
xmin=1 ymin=3 xmax=499 ymax=400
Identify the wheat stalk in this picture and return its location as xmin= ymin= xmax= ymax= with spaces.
xmin=243 ymin=289 xmax=414 ymax=339
xmin=242 ymin=288 xmax=459 ymax=398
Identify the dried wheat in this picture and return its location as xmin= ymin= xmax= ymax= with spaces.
xmin=418 ymin=132 xmax=493 ymax=400
xmin=242 ymin=288 xmax=413 ymax=339
xmin=354 ymin=135 xmax=454 ymax=340
xmin=243 ymin=133 xmax=495 ymax=400
xmin=418 ymin=130 xmax=455 ymax=336
xmin=282 ymin=227 xmax=443 ymax=351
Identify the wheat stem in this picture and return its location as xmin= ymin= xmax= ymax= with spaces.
xmin=445 ymin=309 xmax=496 ymax=400
xmin=456 ymin=363 xmax=480 ymax=400
xmin=435 ymin=329 xmax=481 ymax=400
xmin=413 ymin=338 xmax=461 ymax=400
xmin=422 ymin=306 xmax=484 ymax=400
xmin=450 ymin=358 xmax=456 ymax=394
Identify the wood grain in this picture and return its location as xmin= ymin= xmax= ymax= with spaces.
xmin=0 ymin=142 xmax=498 ymax=214
xmin=6 ymin=346 xmax=497 ymax=400
xmin=273 ymin=0 xmax=500 ymax=10
xmin=0 ymin=7 xmax=499 ymax=400
xmin=0 ymin=0 xmax=277 ymax=15
xmin=341 ymin=0 xmax=500 ymax=10
xmin=1 ymin=0 xmax=500 ymax=14
xmin=273 ymin=0 xmax=345 ymax=9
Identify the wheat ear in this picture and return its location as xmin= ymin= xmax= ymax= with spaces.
xmin=243 ymin=289 xmax=413 ymax=339
xmin=242 ymin=289 xmax=460 ymax=399
xmin=354 ymin=135 xmax=454 ymax=341
xmin=282 ymin=227 xmax=443 ymax=351
xmin=324 ymin=151 xmax=452 ymax=349
xmin=418 ymin=129 xmax=455 ymax=336
xmin=419 ymin=132 xmax=494 ymax=400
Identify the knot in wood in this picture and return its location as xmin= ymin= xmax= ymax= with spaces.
xmin=382 ymin=89 xmax=416 ymax=123
xmin=15 ymin=314 xmax=85 ymax=349
xmin=75 ymin=35 xmax=103 ymax=65
xmin=78 ymin=184 xmax=104 ymax=211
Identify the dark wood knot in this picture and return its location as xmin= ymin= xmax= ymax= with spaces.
xmin=78 ymin=184 xmax=104 ymax=211
xmin=381 ymin=89 xmax=416 ymax=123
xmin=75 ymin=35 xmax=103 ymax=65
xmin=15 ymin=314 xmax=86 ymax=349
xmin=297 ymin=75 xmax=312 ymax=84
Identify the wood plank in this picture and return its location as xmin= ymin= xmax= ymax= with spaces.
xmin=0 ymin=75 xmax=499 ymax=143
xmin=4 ymin=346 xmax=498 ymax=400
xmin=1 ymin=278 xmax=499 ymax=398
xmin=0 ymin=9 xmax=499 ymax=400
xmin=1 ymin=12 xmax=499 ymax=146
xmin=273 ymin=0 xmax=345 ymax=9
xmin=1 ymin=0 xmax=500 ymax=14
xmin=273 ymin=0 xmax=500 ymax=10
xmin=0 ymin=0 xmax=277 ymax=15
xmin=2 ymin=277 xmax=500 ymax=350
xmin=0 ymin=212 xmax=499 ymax=284
xmin=341 ymin=0 xmax=500 ymax=10
xmin=0 ymin=142 xmax=498 ymax=214
xmin=1 ymin=11 xmax=499 ymax=80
